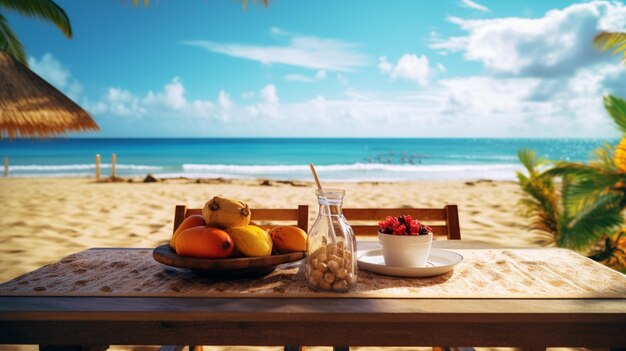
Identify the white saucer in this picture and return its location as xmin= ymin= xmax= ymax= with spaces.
xmin=357 ymin=248 xmax=463 ymax=277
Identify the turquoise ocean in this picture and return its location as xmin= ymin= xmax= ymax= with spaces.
xmin=0 ymin=138 xmax=614 ymax=181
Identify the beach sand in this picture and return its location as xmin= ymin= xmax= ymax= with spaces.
xmin=0 ymin=177 xmax=551 ymax=351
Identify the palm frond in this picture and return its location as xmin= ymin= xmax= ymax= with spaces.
xmin=558 ymin=192 xmax=624 ymax=251
xmin=517 ymin=148 xmax=547 ymax=177
xmin=548 ymin=160 xmax=626 ymax=215
xmin=594 ymin=31 xmax=626 ymax=65
xmin=0 ymin=0 xmax=72 ymax=38
xmin=516 ymin=149 xmax=560 ymax=240
xmin=590 ymin=142 xmax=616 ymax=171
xmin=589 ymin=230 xmax=626 ymax=272
xmin=603 ymin=95 xmax=626 ymax=134
xmin=0 ymin=12 xmax=26 ymax=64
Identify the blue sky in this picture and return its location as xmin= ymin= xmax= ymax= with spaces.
xmin=6 ymin=0 xmax=626 ymax=137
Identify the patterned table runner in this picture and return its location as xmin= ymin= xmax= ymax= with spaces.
xmin=1 ymin=248 xmax=625 ymax=298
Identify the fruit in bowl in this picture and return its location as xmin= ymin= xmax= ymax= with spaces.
xmin=170 ymin=214 xmax=206 ymax=250
xmin=170 ymin=197 xmax=307 ymax=260
xmin=377 ymin=215 xmax=433 ymax=267
xmin=268 ymin=225 xmax=307 ymax=252
xmin=202 ymin=196 xmax=251 ymax=229
xmin=176 ymin=226 xmax=234 ymax=259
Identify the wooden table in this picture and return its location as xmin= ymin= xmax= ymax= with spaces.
xmin=0 ymin=240 xmax=625 ymax=350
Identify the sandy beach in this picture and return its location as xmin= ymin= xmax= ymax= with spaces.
xmin=0 ymin=177 xmax=544 ymax=282
xmin=0 ymin=177 xmax=549 ymax=351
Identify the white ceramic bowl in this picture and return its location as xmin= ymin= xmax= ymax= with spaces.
xmin=377 ymin=231 xmax=433 ymax=267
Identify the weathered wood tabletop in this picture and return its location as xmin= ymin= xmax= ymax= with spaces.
xmin=0 ymin=240 xmax=625 ymax=349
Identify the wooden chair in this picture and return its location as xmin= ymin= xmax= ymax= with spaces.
xmin=339 ymin=204 xmax=462 ymax=351
xmin=286 ymin=205 xmax=461 ymax=351
xmin=168 ymin=204 xmax=461 ymax=351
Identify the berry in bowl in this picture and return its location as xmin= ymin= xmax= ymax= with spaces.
xmin=377 ymin=215 xmax=433 ymax=267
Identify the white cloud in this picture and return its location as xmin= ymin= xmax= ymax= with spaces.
xmin=90 ymin=87 xmax=146 ymax=118
xmin=436 ymin=63 xmax=447 ymax=73
xmin=256 ymin=84 xmax=280 ymax=118
xmin=89 ymin=77 xmax=216 ymax=119
xmin=163 ymin=77 xmax=186 ymax=109
xmin=218 ymin=90 xmax=233 ymax=110
xmin=284 ymin=69 xmax=327 ymax=83
xmin=260 ymin=84 xmax=279 ymax=105
xmin=460 ymin=0 xmax=489 ymax=12
xmin=436 ymin=63 xmax=626 ymax=136
xmin=85 ymin=68 xmax=626 ymax=137
xmin=431 ymin=1 xmax=626 ymax=77
xmin=183 ymin=29 xmax=368 ymax=72
xmin=378 ymin=54 xmax=432 ymax=86
xmin=285 ymin=74 xmax=314 ymax=82
xmin=28 ymin=53 xmax=82 ymax=100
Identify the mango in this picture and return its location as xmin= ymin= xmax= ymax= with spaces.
xmin=202 ymin=196 xmax=251 ymax=229
xmin=226 ymin=225 xmax=272 ymax=257
xmin=268 ymin=226 xmax=307 ymax=252
xmin=175 ymin=226 xmax=234 ymax=259
xmin=170 ymin=214 xmax=206 ymax=249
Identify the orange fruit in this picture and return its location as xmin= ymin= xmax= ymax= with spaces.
xmin=176 ymin=226 xmax=234 ymax=259
xmin=170 ymin=214 xmax=206 ymax=249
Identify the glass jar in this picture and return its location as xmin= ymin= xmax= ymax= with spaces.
xmin=305 ymin=188 xmax=357 ymax=292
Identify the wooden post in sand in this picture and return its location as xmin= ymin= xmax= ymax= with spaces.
xmin=3 ymin=157 xmax=8 ymax=177
xmin=111 ymin=153 xmax=117 ymax=178
xmin=95 ymin=154 xmax=101 ymax=180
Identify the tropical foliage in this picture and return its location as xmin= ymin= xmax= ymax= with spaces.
xmin=594 ymin=31 xmax=626 ymax=65
xmin=517 ymin=32 xmax=626 ymax=272
xmin=517 ymin=94 xmax=626 ymax=272
xmin=0 ymin=0 xmax=72 ymax=66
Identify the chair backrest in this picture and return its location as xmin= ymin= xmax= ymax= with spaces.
xmin=173 ymin=204 xmax=460 ymax=240
xmin=173 ymin=205 xmax=309 ymax=234
xmin=343 ymin=204 xmax=461 ymax=240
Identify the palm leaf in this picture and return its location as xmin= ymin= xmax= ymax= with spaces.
xmin=590 ymin=143 xmax=616 ymax=171
xmin=0 ymin=12 xmax=25 ymax=64
xmin=559 ymin=192 xmax=624 ymax=251
xmin=516 ymin=149 xmax=560 ymax=240
xmin=0 ymin=0 xmax=71 ymax=38
xmin=603 ymin=95 xmax=626 ymax=134
xmin=594 ymin=31 xmax=626 ymax=65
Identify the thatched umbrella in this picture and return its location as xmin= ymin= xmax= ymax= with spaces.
xmin=0 ymin=51 xmax=99 ymax=139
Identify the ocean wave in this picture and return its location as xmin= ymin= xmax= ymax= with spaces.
xmin=182 ymin=163 xmax=522 ymax=173
xmin=10 ymin=163 xmax=163 ymax=171
xmin=445 ymin=154 xmax=519 ymax=161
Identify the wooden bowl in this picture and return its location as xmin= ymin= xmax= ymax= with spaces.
xmin=153 ymin=244 xmax=305 ymax=278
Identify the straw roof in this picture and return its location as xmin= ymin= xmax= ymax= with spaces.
xmin=0 ymin=51 xmax=99 ymax=139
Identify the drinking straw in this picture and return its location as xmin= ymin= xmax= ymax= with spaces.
xmin=309 ymin=163 xmax=322 ymax=190
xmin=309 ymin=163 xmax=337 ymax=242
